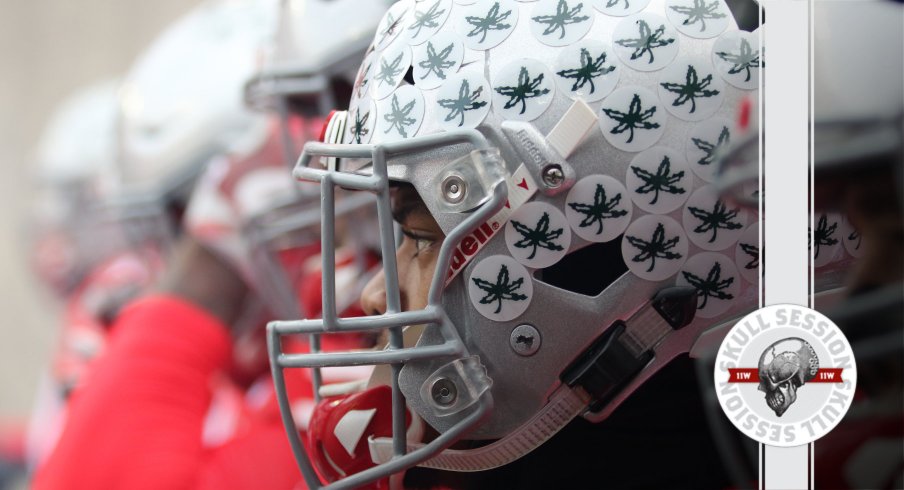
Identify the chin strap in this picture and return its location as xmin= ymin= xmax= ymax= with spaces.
xmin=368 ymin=383 xmax=589 ymax=472
xmin=369 ymin=286 xmax=698 ymax=472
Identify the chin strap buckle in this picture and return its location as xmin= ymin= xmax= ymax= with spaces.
xmin=561 ymin=286 xmax=698 ymax=412
xmin=560 ymin=321 xmax=653 ymax=412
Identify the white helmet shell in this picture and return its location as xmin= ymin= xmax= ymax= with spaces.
xmin=245 ymin=0 xmax=393 ymax=110
xmin=35 ymin=79 xmax=121 ymax=193
xmin=813 ymin=0 xmax=903 ymax=123
xmin=117 ymin=0 xmax=278 ymax=198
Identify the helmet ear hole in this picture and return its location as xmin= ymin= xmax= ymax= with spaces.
xmin=403 ymin=66 xmax=416 ymax=86
xmin=534 ymin=239 xmax=627 ymax=297
xmin=329 ymin=77 xmax=354 ymax=111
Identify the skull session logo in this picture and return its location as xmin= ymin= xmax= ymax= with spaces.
xmin=756 ymin=338 xmax=821 ymax=417
xmin=714 ymin=305 xmax=857 ymax=447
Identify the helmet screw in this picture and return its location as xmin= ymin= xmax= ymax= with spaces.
xmin=541 ymin=165 xmax=565 ymax=188
xmin=430 ymin=378 xmax=458 ymax=407
xmin=441 ymin=175 xmax=467 ymax=204
xmin=510 ymin=324 xmax=541 ymax=357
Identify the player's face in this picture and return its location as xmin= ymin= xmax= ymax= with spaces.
xmin=360 ymin=185 xmax=443 ymax=315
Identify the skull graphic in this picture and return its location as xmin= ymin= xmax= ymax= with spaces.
xmin=757 ymin=338 xmax=820 ymax=417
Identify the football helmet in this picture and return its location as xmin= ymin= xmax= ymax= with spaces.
xmin=266 ymin=0 xmax=792 ymax=487
xmin=29 ymin=79 xmax=132 ymax=297
xmin=115 ymin=0 xmax=278 ymax=229
xmin=29 ymin=80 xmax=171 ymax=393
xmin=244 ymin=0 xmax=391 ymax=163
xmin=718 ymin=0 xmax=903 ymax=208
xmin=186 ymin=115 xmax=336 ymax=322
xmin=24 ymin=80 xmax=166 ymax=471
xmin=218 ymin=0 xmax=391 ymax=322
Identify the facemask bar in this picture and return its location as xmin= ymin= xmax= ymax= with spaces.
xmin=244 ymin=191 xmax=378 ymax=321
xmin=267 ymin=129 xmax=508 ymax=489
xmin=245 ymin=71 xmax=337 ymax=172
xmin=31 ymin=198 xmax=171 ymax=299
xmin=75 ymin=194 xmax=176 ymax=271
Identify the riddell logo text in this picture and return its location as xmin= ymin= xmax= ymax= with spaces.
xmin=446 ymin=221 xmax=499 ymax=284
xmin=442 ymin=164 xmax=537 ymax=285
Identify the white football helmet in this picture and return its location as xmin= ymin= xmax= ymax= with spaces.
xmin=245 ymin=0 xmax=392 ymax=164
xmin=718 ymin=0 xmax=903 ymax=207
xmin=29 ymin=79 xmax=163 ymax=298
xmin=115 ymin=0 xmax=278 ymax=216
xmin=268 ymin=0 xmax=836 ymax=487
xmin=211 ymin=0 xmax=391 ymax=321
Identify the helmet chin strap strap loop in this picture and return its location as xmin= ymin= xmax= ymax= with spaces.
xmin=368 ymin=286 xmax=697 ymax=472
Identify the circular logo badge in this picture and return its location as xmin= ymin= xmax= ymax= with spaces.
xmin=405 ymin=0 xmax=454 ymax=46
xmin=372 ymin=44 xmax=413 ymax=101
xmin=599 ymin=87 xmax=668 ymax=153
xmin=565 ymin=174 xmax=633 ymax=243
xmin=686 ymin=117 xmax=735 ymax=184
xmin=714 ymin=305 xmax=857 ymax=447
xmin=374 ymin=2 xmax=412 ymax=50
xmin=374 ymin=85 xmax=426 ymax=143
xmin=455 ymin=0 xmax=520 ymax=51
xmin=665 ymin=0 xmax=731 ymax=39
xmin=346 ymin=98 xmax=377 ymax=144
xmin=682 ymin=185 xmax=748 ymax=251
xmin=621 ymin=214 xmax=688 ymax=281
xmin=712 ymin=30 xmax=762 ymax=91
xmin=434 ymin=70 xmax=493 ymax=131
xmin=676 ymin=252 xmax=740 ymax=319
xmin=625 ymin=146 xmax=691 ymax=214
xmin=812 ymin=212 xmax=843 ymax=268
xmin=505 ymin=201 xmax=572 ymax=268
xmin=413 ymin=32 xmax=465 ymax=90
xmin=529 ymin=0 xmax=595 ymax=47
xmin=468 ymin=255 xmax=534 ymax=321
xmin=492 ymin=58 xmax=557 ymax=122
xmin=612 ymin=13 xmax=679 ymax=72
xmin=657 ymin=57 xmax=725 ymax=122
xmin=553 ymin=39 xmax=620 ymax=103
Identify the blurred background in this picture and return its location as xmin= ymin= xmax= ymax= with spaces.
xmin=0 ymin=0 xmax=201 ymax=430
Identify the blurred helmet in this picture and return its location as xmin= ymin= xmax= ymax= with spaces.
xmin=244 ymin=0 xmax=391 ymax=130
xmin=191 ymin=0 xmax=391 ymax=321
xmin=812 ymin=0 xmax=903 ymax=179
xmin=29 ymin=79 xmax=121 ymax=296
xmin=718 ymin=0 xmax=903 ymax=208
xmin=116 ymin=0 xmax=278 ymax=212
xmin=30 ymin=80 xmax=164 ymax=301
xmin=261 ymin=0 xmax=826 ymax=486
xmin=807 ymin=5 xmax=904 ymax=488
xmin=185 ymin=115 xmax=327 ymax=321
xmin=29 ymin=80 xmax=166 ymax=398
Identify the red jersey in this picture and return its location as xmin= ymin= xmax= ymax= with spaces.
xmin=33 ymin=296 xmax=302 ymax=490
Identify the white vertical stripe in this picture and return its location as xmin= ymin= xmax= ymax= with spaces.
xmin=762 ymin=2 xmax=809 ymax=307
xmin=808 ymin=0 xmax=817 ymax=486
xmin=761 ymin=0 xmax=812 ymax=488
